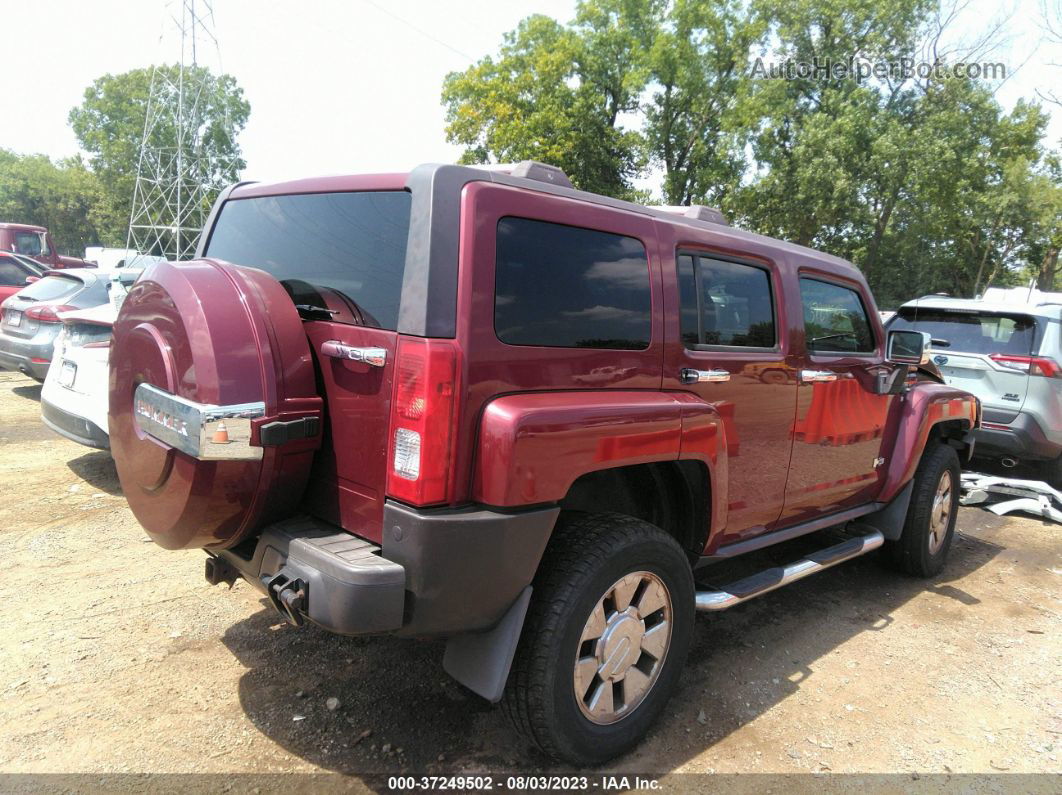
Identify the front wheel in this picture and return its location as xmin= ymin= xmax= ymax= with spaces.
xmin=884 ymin=442 xmax=960 ymax=577
xmin=502 ymin=513 xmax=694 ymax=765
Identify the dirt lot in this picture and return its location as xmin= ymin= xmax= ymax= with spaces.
xmin=0 ymin=369 xmax=1059 ymax=786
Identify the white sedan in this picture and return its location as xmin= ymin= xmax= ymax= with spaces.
xmin=40 ymin=302 xmax=115 ymax=450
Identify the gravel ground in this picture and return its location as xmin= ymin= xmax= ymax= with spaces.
xmin=0 ymin=370 xmax=1059 ymax=789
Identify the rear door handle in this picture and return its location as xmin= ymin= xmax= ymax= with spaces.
xmin=800 ymin=369 xmax=837 ymax=383
xmin=320 ymin=341 xmax=387 ymax=367
xmin=680 ymin=368 xmax=730 ymax=384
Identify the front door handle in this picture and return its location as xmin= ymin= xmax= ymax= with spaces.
xmin=320 ymin=341 xmax=387 ymax=367
xmin=680 ymin=368 xmax=730 ymax=384
xmin=800 ymin=369 xmax=837 ymax=383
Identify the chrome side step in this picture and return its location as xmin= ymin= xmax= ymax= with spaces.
xmin=695 ymin=529 xmax=884 ymax=612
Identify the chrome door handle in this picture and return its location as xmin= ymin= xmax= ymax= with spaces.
xmin=320 ymin=341 xmax=387 ymax=367
xmin=800 ymin=369 xmax=837 ymax=383
xmin=680 ymin=368 xmax=730 ymax=384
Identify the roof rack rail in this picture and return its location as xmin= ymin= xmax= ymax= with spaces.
xmin=474 ymin=160 xmax=574 ymax=189
xmin=656 ymin=205 xmax=729 ymax=226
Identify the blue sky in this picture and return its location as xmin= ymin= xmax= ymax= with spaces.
xmin=2 ymin=0 xmax=1059 ymax=196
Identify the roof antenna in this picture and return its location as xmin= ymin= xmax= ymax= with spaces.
xmin=1026 ymin=277 xmax=1036 ymax=303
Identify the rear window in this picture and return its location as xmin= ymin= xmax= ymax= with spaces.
xmin=17 ymin=275 xmax=81 ymax=302
xmin=494 ymin=217 xmax=651 ymax=349
xmin=204 ymin=190 xmax=411 ymax=330
xmin=891 ymin=308 xmax=1035 ymax=356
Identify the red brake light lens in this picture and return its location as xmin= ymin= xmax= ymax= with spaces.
xmin=24 ymin=303 xmax=76 ymax=323
xmin=386 ymin=336 xmax=459 ymax=506
xmin=989 ymin=354 xmax=1061 ymax=378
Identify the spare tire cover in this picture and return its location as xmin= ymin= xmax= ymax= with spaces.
xmin=109 ymin=259 xmax=320 ymax=550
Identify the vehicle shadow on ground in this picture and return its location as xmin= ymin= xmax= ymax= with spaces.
xmin=220 ymin=520 xmax=1003 ymax=780
xmin=67 ymin=450 xmax=122 ymax=495
xmin=12 ymin=383 xmax=41 ymax=401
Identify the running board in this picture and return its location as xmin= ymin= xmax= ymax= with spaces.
xmin=694 ymin=529 xmax=884 ymax=611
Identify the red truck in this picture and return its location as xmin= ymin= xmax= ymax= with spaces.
xmin=108 ymin=161 xmax=979 ymax=764
xmin=0 ymin=223 xmax=91 ymax=269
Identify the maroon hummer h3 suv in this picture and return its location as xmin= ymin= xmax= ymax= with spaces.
xmin=109 ymin=161 xmax=979 ymax=764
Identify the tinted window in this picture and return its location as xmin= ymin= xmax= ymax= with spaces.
xmin=678 ymin=254 xmax=775 ymax=347
xmin=17 ymin=275 xmax=81 ymax=302
xmin=800 ymin=278 xmax=874 ymax=353
xmin=205 ymin=191 xmax=411 ymax=330
xmin=0 ymin=258 xmax=25 ymax=286
xmin=891 ymin=309 xmax=1035 ymax=356
xmin=494 ymin=217 xmax=651 ymax=349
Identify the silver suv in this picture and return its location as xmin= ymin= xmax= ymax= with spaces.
xmin=889 ymin=287 xmax=1062 ymax=484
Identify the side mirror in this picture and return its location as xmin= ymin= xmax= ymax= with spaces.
xmin=25 ymin=276 xmax=39 ymax=284
xmin=887 ymin=329 xmax=931 ymax=365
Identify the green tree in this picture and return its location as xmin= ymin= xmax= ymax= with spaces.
xmin=69 ymin=64 xmax=249 ymax=245
xmin=0 ymin=149 xmax=105 ymax=254
xmin=442 ymin=13 xmax=647 ymax=197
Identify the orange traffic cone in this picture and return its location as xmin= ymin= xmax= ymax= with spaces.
xmin=212 ymin=422 xmax=230 ymax=444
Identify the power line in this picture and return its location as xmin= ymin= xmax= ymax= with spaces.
xmin=358 ymin=0 xmax=475 ymax=62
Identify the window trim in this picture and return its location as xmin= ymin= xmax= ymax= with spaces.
xmin=798 ymin=274 xmax=879 ymax=357
xmin=492 ymin=215 xmax=653 ymax=351
xmin=676 ymin=249 xmax=780 ymax=353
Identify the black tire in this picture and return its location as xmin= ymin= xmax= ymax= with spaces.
xmin=502 ymin=512 xmax=694 ymax=765
xmin=1039 ymin=455 xmax=1062 ymax=489
xmin=884 ymin=442 xmax=960 ymax=577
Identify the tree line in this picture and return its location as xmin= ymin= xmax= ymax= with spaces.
xmin=443 ymin=0 xmax=1061 ymax=305
xmin=0 ymin=64 xmax=248 ymax=258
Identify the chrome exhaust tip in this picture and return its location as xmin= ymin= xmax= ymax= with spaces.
xmin=1001 ymin=457 xmax=1019 ymax=468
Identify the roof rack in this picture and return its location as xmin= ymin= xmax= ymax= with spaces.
xmin=655 ymin=205 xmax=729 ymax=226
xmin=474 ymin=160 xmax=574 ymax=189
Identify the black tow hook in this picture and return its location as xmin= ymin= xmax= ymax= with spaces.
xmin=263 ymin=571 xmax=307 ymax=627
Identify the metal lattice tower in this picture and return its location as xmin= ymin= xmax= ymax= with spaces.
xmin=126 ymin=0 xmax=234 ymax=260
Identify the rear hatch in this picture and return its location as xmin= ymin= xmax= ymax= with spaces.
xmin=1 ymin=273 xmax=86 ymax=340
xmin=890 ymin=306 xmax=1036 ymax=419
xmin=202 ymin=188 xmax=413 ymax=543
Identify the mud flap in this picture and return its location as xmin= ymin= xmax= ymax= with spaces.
xmin=863 ymin=479 xmax=915 ymax=541
xmin=442 ymin=586 xmax=532 ymax=703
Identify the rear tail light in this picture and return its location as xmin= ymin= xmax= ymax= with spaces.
xmin=989 ymin=354 xmax=1062 ymax=378
xmin=24 ymin=304 xmax=77 ymax=323
xmin=386 ymin=336 xmax=459 ymax=505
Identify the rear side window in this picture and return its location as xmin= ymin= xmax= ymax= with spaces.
xmin=677 ymin=254 xmax=775 ymax=348
xmin=800 ymin=278 xmax=875 ymax=353
xmin=494 ymin=217 xmax=651 ymax=349
xmin=0 ymin=258 xmax=25 ymax=286
xmin=205 ymin=191 xmax=411 ymax=330
xmin=890 ymin=309 xmax=1035 ymax=356
xmin=17 ymin=275 xmax=80 ymax=302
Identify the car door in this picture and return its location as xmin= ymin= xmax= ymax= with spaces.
xmin=664 ymin=249 xmax=799 ymax=541
xmin=782 ymin=274 xmax=893 ymax=524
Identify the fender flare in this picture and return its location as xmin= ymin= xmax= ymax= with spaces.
xmin=473 ymin=390 xmax=728 ymax=536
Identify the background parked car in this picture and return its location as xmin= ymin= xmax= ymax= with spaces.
xmin=40 ymin=302 xmax=116 ymax=450
xmin=0 ymin=252 xmax=44 ymax=303
xmin=0 ymin=268 xmax=118 ymax=381
xmin=888 ymin=286 xmax=1062 ymax=483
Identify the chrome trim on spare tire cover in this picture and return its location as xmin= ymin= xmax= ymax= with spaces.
xmin=133 ymin=382 xmax=265 ymax=461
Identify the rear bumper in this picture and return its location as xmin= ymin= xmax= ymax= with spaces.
xmin=213 ymin=501 xmax=558 ymax=637
xmin=972 ymin=410 xmax=1061 ymax=461
xmin=40 ymin=397 xmax=110 ymax=450
xmin=0 ymin=345 xmax=50 ymax=381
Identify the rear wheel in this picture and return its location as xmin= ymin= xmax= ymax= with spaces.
xmin=884 ymin=442 xmax=960 ymax=577
xmin=1039 ymin=454 xmax=1062 ymax=489
xmin=502 ymin=513 xmax=694 ymax=765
